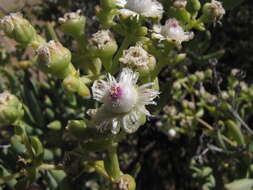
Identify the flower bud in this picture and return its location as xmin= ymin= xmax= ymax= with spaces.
xmin=205 ymin=69 xmax=213 ymax=78
xmin=114 ymin=174 xmax=136 ymax=190
xmin=47 ymin=120 xmax=62 ymax=131
xmin=173 ymin=53 xmax=187 ymax=63
xmin=67 ymin=120 xmax=87 ymax=138
xmin=0 ymin=13 xmax=36 ymax=45
xmin=136 ymin=26 xmax=148 ymax=36
xmin=59 ymin=10 xmax=86 ymax=39
xmin=36 ymin=40 xmax=75 ymax=78
xmin=173 ymin=0 xmax=187 ymax=9
xmin=88 ymin=30 xmax=118 ymax=59
xmin=186 ymin=0 xmax=201 ymax=13
xmin=195 ymin=71 xmax=205 ymax=80
xmin=63 ymin=75 xmax=91 ymax=97
xmin=0 ymin=91 xmax=24 ymax=126
xmin=168 ymin=128 xmax=177 ymax=137
xmin=172 ymin=1 xmax=190 ymax=22
xmin=201 ymin=0 xmax=225 ymax=24
xmin=119 ymin=44 xmax=156 ymax=77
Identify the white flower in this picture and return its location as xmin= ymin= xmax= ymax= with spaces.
xmin=115 ymin=0 xmax=163 ymax=19
xmin=89 ymin=68 xmax=159 ymax=134
xmin=152 ymin=18 xmax=194 ymax=44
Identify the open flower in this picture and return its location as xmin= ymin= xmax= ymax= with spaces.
xmin=115 ymin=0 xmax=163 ymax=19
xmin=152 ymin=18 xmax=194 ymax=44
xmin=89 ymin=68 xmax=159 ymax=134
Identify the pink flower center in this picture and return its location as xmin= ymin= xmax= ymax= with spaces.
xmin=166 ymin=19 xmax=178 ymax=28
xmin=110 ymin=85 xmax=123 ymax=99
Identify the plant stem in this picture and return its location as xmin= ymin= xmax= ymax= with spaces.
xmin=76 ymin=34 xmax=87 ymax=53
xmin=45 ymin=22 xmax=58 ymax=41
xmin=196 ymin=118 xmax=237 ymax=147
xmin=38 ymin=164 xmax=63 ymax=170
xmin=104 ymin=143 xmax=121 ymax=179
xmin=112 ymin=34 xmax=133 ymax=74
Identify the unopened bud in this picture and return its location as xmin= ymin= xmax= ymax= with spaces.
xmin=63 ymin=75 xmax=91 ymax=97
xmin=88 ymin=30 xmax=118 ymax=58
xmin=168 ymin=128 xmax=177 ymax=137
xmin=47 ymin=120 xmax=62 ymax=131
xmin=174 ymin=53 xmax=187 ymax=64
xmin=205 ymin=69 xmax=213 ymax=78
xmin=186 ymin=0 xmax=201 ymax=13
xmin=119 ymin=44 xmax=156 ymax=77
xmin=114 ymin=174 xmax=136 ymax=190
xmin=201 ymin=0 xmax=225 ymax=24
xmin=221 ymin=91 xmax=229 ymax=100
xmin=0 ymin=13 xmax=36 ymax=45
xmin=136 ymin=26 xmax=148 ymax=36
xmin=189 ymin=74 xmax=197 ymax=84
xmin=0 ymin=92 xmax=24 ymax=126
xmin=59 ymin=10 xmax=86 ymax=39
xmin=173 ymin=0 xmax=187 ymax=9
xmin=36 ymin=40 xmax=75 ymax=78
xmin=195 ymin=71 xmax=205 ymax=80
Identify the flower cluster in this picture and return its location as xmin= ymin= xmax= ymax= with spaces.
xmin=0 ymin=0 xmax=231 ymax=189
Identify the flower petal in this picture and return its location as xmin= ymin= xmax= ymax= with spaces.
xmin=119 ymin=8 xmax=138 ymax=17
xmin=107 ymin=73 xmax=117 ymax=86
xmin=142 ymin=1 xmax=163 ymax=18
xmin=121 ymin=111 xmax=140 ymax=133
xmin=138 ymin=107 xmax=151 ymax=116
xmin=137 ymin=83 xmax=159 ymax=105
xmin=111 ymin=119 xmax=121 ymax=134
xmin=115 ymin=0 xmax=127 ymax=7
xmin=89 ymin=106 xmax=116 ymax=132
xmin=92 ymin=79 xmax=110 ymax=102
xmin=118 ymin=67 xmax=139 ymax=85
